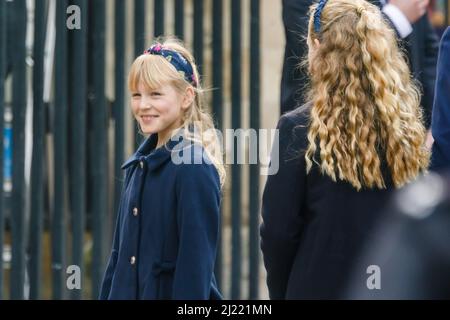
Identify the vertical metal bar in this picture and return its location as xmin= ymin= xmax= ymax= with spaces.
xmin=69 ymin=0 xmax=87 ymax=300
xmin=174 ymin=0 xmax=184 ymax=39
xmin=29 ymin=0 xmax=46 ymax=300
xmin=0 ymin=0 xmax=7 ymax=300
xmin=446 ymin=0 xmax=449 ymax=26
xmin=10 ymin=0 xmax=27 ymax=300
xmin=193 ymin=0 xmax=204 ymax=75
xmin=212 ymin=0 xmax=223 ymax=291
xmin=134 ymin=0 xmax=145 ymax=57
xmin=231 ymin=0 xmax=242 ymax=300
xmin=249 ymin=0 xmax=260 ymax=300
xmin=114 ymin=0 xmax=125 ymax=240
xmin=90 ymin=0 xmax=107 ymax=299
xmin=154 ymin=0 xmax=164 ymax=37
xmin=134 ymin=0 xmax=145 ymax=147
xmin=212 ymin=0 xmax=223 ymax=129
xmin=52 ymin=0 xmax=68 ymax=300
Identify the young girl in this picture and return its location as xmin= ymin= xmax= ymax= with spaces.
xmin=261 ymin=0 xmax=430 ymax=299
xmin=100 ymin=38 xmax=225 ymax=300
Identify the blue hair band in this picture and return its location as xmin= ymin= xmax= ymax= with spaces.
xmin=314 ymin=0 xmax=329 ymax=34
xmin=144 ymin=43 xmax=197 ymax=86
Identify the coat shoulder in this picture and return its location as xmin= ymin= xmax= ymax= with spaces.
xmin=278 ymin=102 xmax=311 ymax=151
xmin=173 ymin=143 xmax=221 ymax=188
xmin=280 ymin=102 xmax=311 ymax=129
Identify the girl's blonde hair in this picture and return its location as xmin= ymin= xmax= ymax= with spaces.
xmin=304 ymin=0 xmax=429 ymax=190
xmin=128 ymin=37 xmax=226 ymax=186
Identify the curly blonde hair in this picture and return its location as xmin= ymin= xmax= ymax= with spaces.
xmin=128 ymin=37 xmax=226 ymax=186
xmin=304 ymin=0 xmax=430 ymax=190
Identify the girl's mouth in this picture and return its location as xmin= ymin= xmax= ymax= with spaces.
xmin=141 ymin=115 xmax=159 ymax=125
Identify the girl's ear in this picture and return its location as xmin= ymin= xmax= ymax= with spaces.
xmin=314 ymin=39 xmax=320 ymax=48
xmin=181 ymin=86 xmax=195 ymax=110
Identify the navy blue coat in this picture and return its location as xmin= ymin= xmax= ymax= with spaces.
xmin=431 ymin=27 xmax=450 ymax=171
xmin=99 ymin=133 xmax=222 ymax=300
xmin=260 ymin=104 xmax=396 ymax=299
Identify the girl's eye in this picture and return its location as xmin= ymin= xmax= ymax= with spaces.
xmin=132 ymin=93 xmax=141 ymax=98
xmin=151 ymin=92 xmax=161 ymax=96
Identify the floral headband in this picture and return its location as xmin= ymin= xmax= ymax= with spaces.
xmin=144 ymin=43 xmax=197 ymax=87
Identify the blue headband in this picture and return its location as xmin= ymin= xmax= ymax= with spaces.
xmin=144 ymin=43 xmax=197 ymax=86
xmin=314 ymin=0 xmax=329 ymax=34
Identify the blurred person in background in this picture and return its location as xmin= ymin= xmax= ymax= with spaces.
xmin=430 ymin=27 xmax=450 ymax=171
xmin=346 ymin=172 xmax=450 ymax=299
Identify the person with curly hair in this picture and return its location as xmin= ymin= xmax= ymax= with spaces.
xmin=280 ymin=0 xmax=438 ymax=131
xmin=261 ymin=0 xmax=430 ymax=299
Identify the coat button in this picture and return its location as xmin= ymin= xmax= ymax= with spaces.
xmin=139 ymin=161 xmax=144 ymax=169
xmin=130 ymin=256 xmax=136 ymax=265
xmin=132 ymin=207 xmax=138 ymax=216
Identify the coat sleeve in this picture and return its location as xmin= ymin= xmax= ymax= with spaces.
xmin=260 ymin=114 xmax=308 ymax=299
xmin=431 ymin=27 xmax=450 ymax=171
xmin=172 ymin=159 xmax=221 ymax=299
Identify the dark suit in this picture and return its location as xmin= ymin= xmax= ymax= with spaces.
xmin=431 ymin=27 xmax=450 ymax=171
xmin=260 ymin=105 xmax=396 ymax=299
xmin=280 ymin=0 xmax=439 ymax=128
xmin=405 ymin=15 xmax=439 ymax=128
xmin=280 ymin=0 xmax=311 ymax=115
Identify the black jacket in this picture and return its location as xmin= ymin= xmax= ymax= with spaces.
xmin=280 ymin=0 xmax=438 ymax=128
xmin=260 ymin=104 xmax=396 ymax=299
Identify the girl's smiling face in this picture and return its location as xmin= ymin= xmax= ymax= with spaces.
xmin=131 ymin=81 xmax=193 ymax=148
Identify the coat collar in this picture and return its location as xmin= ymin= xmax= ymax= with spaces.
xmin=121 ymin=130 xmax=186 ymax=172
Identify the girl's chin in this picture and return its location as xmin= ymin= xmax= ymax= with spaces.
xmin=140 ymin=125 xmax=158 ymax=135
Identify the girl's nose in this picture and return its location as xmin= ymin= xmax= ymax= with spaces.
xmin=140 ymin=96 xmax=152 ymax=110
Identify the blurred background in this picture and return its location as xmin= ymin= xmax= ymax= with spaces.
xmin=0 ymin=0 xmax=448 ymax=300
